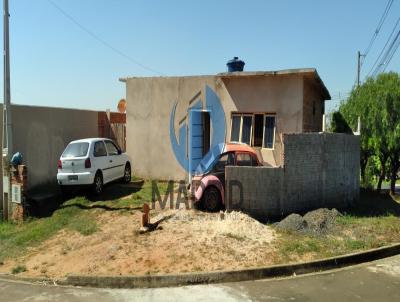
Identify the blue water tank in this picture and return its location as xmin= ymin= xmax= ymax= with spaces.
xmin=227 ymin=57 xmax=245 ymax=72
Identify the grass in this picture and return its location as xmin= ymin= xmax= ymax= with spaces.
xmin=274 ymin=189 xmax=400 ymax=263
xmin=1 ymin=180 xmax=399 ymax=269
xmin=0 ymin=179 xmax=170 ymax=264
xmin=224 ymin=232 xmax=247 ymax=241
xmin=11 ymin=264 xmax=26 ymax=274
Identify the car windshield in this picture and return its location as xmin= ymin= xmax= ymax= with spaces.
xmin=62 ymin=142 xmax=89 ymax=158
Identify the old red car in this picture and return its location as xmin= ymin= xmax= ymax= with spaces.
xmin=191 ymin=142 xmax=262 ymax=211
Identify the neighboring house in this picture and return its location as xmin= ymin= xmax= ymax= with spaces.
xmin=120 ymin=68 xmax=331 ymax=181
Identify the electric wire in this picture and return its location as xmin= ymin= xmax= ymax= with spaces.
xmin=47 ymin=0 xmax=164 ymax=76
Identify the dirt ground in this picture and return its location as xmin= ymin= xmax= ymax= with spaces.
xmin=0 ymin=208 xmax=277 ymax=278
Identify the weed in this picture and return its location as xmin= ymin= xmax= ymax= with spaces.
xmin=11 ymin=265 xmax=26 ymax=274
xmin=224 ymin=232 xmax=246 ymax=241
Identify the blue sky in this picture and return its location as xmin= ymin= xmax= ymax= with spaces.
xmin=1 ymin=0 xmax=399 ymax=112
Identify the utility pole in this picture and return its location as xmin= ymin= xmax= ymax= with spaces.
xmin=356 ymin=51 xmax=365 ymax=88
xmin=356 ymin=51 xmax=361 ymax=87
xmin=2 ymin=0 xmax=13 ymax=221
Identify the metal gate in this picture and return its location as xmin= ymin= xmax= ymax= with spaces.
xmin=98 ymin=111 xmax=126 ymax=151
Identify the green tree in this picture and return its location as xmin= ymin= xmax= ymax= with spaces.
xmin=339 ymin=72 xmax=400 ymax=194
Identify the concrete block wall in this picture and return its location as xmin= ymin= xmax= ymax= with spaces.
xmin=225 ymin=133 xmax=360 ymax=218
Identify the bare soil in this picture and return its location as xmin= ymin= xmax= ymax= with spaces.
xmin=0 ymin=208 xmax=277 ymax=278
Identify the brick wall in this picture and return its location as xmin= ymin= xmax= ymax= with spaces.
xmin=225 ymin=133 xmax=360 ymax=218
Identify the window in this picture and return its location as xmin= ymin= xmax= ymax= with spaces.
xmin=251 ymin=154 xmax=259 ymax=166
xmin=230 ymin=113 xmax=276 ymax=149
xmin=213 ymin=152 xmax=235 ymax=172
xmin=264 ymin=115 xmax=276 ymax=149
xmin=230 ymin=114 xmax=253 ymax=144
xmin=230 ymin=115 xmax=241 ymax=142
xmin=105 ymin=140 xmax=119 ymax=156
xmin=62 ymin=143 xmax=89 ymax=158
xmin=241 ymin=116 xmax=252 ymax=144
xmin=94 ymin=141 xmax=107 ymax=157
xmin=253 ymin=114 xmax=264 ymax=147
xmin=236 ymin=153 xmax=252 ymax=166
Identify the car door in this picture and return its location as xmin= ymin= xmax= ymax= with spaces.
xmin=209 ymin=152 xmax=235 ymax=185
xmin=92 ymin=140 xmax=111 ymax=183
xmin=104 ymin=140 xmax=124 ymax=181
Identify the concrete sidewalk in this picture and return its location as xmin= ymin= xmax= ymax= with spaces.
xmin=1 ymin=254 xmax=400 ymax=301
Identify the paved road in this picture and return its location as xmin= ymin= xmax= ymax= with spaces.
xmin=1 ymin=255 xmax=400 ymax=302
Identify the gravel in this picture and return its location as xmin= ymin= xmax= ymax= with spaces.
xmin=276 ymin=208 xmax=342 ymax=235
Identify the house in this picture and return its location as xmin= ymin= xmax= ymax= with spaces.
xmin=120 ymin=67 xmax=331 ymax=181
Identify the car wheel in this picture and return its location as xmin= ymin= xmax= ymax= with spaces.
xmin=92 ymin=172 xmax=103 ymax=195
xmin=202 ymin=186 xmax=222 ymax=212
xmin=123 ymin=163 xmax=131 ymax=184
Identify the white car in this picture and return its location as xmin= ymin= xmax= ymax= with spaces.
xmin=57 ymin=138 xmax=131 ymax=195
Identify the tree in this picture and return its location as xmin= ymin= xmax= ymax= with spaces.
xmin=339 ymin=72 xmax=400 ymax=194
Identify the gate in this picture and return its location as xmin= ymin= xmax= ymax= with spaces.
xmin=98 ymin=111 xmax=126 ymax=151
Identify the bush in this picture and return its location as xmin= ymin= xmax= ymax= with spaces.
xmin=330 ymin=111 xmax=353 ymax=134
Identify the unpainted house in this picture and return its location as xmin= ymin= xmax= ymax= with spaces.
xmin=120 ymin=68 xmax=331 ymax=181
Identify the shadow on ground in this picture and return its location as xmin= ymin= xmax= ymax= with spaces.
xmin=344 ymin=189 xmax=400 ymax=217
xmin=25 ymin=180 xmax=144 ymax=218
xmin=86 ymin=180 xmax=144 ymax=202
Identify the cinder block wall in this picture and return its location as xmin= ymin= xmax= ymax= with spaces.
xmin=226 ymin=133 xmax=360 ymax=218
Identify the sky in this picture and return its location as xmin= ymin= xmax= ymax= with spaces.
xmin=0 ymin=0 xmax=399 ymax=113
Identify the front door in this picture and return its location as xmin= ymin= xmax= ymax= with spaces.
xmin=188 ymin=110 xmax=210 ymax=181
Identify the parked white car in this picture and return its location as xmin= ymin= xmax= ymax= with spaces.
xmin=57 ymin=138 xmax=131 ymax=195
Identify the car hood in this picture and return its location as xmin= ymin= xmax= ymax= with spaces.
xmin=194 ymin=143 xmax=226 ymax=175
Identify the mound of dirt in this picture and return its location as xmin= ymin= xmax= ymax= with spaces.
xmin=276 ymin=208 xmax=341 ymax=235
xmin=0 ymin=209 xmax=277 ymax=278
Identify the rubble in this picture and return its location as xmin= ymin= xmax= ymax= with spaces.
xmin=276 ymin=208 xmax=342 ymax=235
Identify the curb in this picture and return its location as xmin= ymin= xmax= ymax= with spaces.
xmin=60 ymin=243 xmax=400 ymax=288
xmin=1 ymin=243 xmax=400 ymax=289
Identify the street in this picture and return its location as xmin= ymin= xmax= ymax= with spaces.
xmin=1 ymin=254 xmax=400 ymax=301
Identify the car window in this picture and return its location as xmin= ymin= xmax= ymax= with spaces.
xmin=105 ymin=141 xmax=119 ymax=156
xmin=236 ymin=153 xmax=253 ymax=166
xmin=213 ymin=152 xmax=235 ymax=172
xmin=62 ymin=142 xmax=89 ymax=158
xmin=93 ymin=141 xmax=107 ymax=157
xmin=251 ymin=154 xmax=259 ymax=166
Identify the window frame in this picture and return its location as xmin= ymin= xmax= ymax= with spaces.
xmin=230 ymin=113 xmax=254 ymax=145
xmin=263 ymin=114 xmax=276 ymax=150
xmin=230 ymin=112 xmax=276 ymax=150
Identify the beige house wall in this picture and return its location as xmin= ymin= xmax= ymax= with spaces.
xmin=220 ymin=75 xmax=304 ymax=166
xmin=125 ymin=74 xmax=305 ymax=180
xmin=126 ymin=76 xmax=217 ymax=181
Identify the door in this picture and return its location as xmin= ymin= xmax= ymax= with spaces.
xmin=104 ymin=140 xmax=124 ymax=180
xmin=92 ymin=141 xmax=111 ymax=183
xmin=188 ymin=110 xmax=210 ymax=180
xmin=210 ymin=152 xmax=235 ymax=185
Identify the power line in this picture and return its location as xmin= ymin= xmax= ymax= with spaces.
xmin=361 ymin=0 xmax=394 ymax=66
xmin=365 ymin=16 xmax=400 ymax=79
xmin=371 ymin=27 xmax=400 ymax=77
xmin=47 ymin=0 xmax=164 ymax=76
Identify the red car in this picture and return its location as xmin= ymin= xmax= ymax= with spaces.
xmin=191 ymin=143 xmax=262 ymax=211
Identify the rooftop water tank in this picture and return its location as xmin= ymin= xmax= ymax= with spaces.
xmin=227 ymin=57 xmax=245 ymax=72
